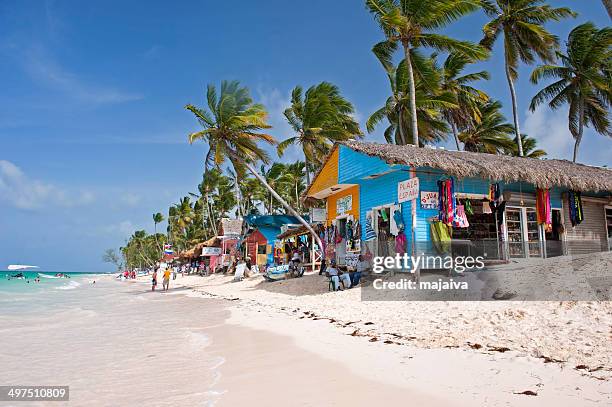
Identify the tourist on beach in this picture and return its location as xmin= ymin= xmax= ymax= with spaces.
xmin=151 ymin=269 xmax=158 ymax=291
xmin=162 ymin=268 xmax=171 ymax=291
xmin=327 ymin=260 xmax=341 ymax=291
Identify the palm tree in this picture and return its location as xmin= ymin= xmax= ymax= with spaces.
xmin=506 ymin=135 xmax=547 ymax=158
xmin=366 ymin=0 xmax=486 ymax=148
xmin=278 ymin=162 xmax=306 ymax=212
xmin=529 ymin=22 xmax=611 ymax=162
xmin=279 ymin=82 xmax=362 ymax=182
xmin=603 ymin=0 xmax=612 ymax=19
xmin=480 ymin=0 xmax=575 ymax=157
xmin=438 ymin=53 xmax=490 ymax=150
xmin=367 ymin=51 xmax=456 ymax=145
xmin=186 ymin=80 xmax=324 ymax=252
xmin=459 ymin=100 xmax=515 ymax=153
xmin=152 ymin=212 xmax=164 ymax=251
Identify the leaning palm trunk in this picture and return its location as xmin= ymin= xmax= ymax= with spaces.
xmin=603 ymin=0 xmax=612 ymax=19
xmin=239 ymin=157 xmax=324 ymax=255
xmin=573 ymin=100 xmax=585 ymax=163
xmin=403 ymin=44 xmax=419 ymax=147
xmin=505 ymin=64 xmax=524 ymax=157
xmin=451 ymin=121 xmax=461 ymax=151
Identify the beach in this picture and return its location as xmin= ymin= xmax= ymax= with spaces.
xmin=1 ymin=256 xmax=611 ymax=406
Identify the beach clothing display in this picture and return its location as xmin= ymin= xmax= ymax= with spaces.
xmin=535 ymin=188 xmax=552 ymax=227
xmin=464 ymin=199 xmax=473 ymax=216
xmin=568 ymin=190 xmax=584 ymax=227
xmin=430 ymin=220 xmax=451 ymax=254
xmin=364 ymin=211 xmax=376 ymax=241
xmin=453 ymin=204 xmax=470 ymax=228
xmin=395 ymin=230 xmax=407 ymax=254
xmin=437 ymin=178 xmax=456 ymax=226
xmin=392 ymin=206 xmax=405 ymax=232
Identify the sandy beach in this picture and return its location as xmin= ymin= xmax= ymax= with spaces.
xmin=131 ymin=251 xmax=612 ymax=406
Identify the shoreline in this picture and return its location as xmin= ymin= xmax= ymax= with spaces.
xmin=129 ymin=253 xmax=612 ymax=405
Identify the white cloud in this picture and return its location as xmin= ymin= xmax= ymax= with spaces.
xmin=120 ymin=192 xmax=142 ymax=207
xmin=523 ymin=107 xmax=612 ymax=166
xmin=523 ymin=106 xmax=574 ymax=160
xmin=22 ymin=46 xmax=142 ymax=105
xmin=0 ymin=160 xmax=94 ymax=210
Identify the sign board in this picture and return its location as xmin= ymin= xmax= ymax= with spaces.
xmin=336 ymin=195 xmax=352 ymax=215
xmin=420 ymin=191 xmax=439 ymax=209
xmin=220 ymin=218 xmax=242 ymax=237
xmin=267 ymin=264 xmax=289 ymax=275
xmin=398 ymin=178 xmax=419 ymax=203
xmin=201 ymin=247 xmax=222 ymax=256
xmin=310 ymin=207 xmax=327 ymax=223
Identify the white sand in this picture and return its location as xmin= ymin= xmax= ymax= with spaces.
xmin=142 ymin=252 xmax=612 ymax=405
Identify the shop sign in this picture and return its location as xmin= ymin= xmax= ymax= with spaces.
xmin=398 ymin=178 xmax=419 ymax=203
xmin=336 ymin=195 xmax=352 ymax=215
xmin=420 ymin=191 xmax=439 ymax=209
xmin=310 ymin=207 xmax=327 ymax=223
xmin=201 ymin=247 xmax=222 ymax=256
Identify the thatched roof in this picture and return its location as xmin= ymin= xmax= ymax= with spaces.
xmin=277 ymin=225 xmax=310 ymax=240
xmin=306 ymin=141 xmax=612 ymax=197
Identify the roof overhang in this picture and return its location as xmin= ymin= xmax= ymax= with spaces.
xmin=308 ymin=183 xmax=356 ymax=200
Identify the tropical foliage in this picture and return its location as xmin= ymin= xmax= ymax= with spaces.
xmin=480 ymin=0 xmax=576 ymax=156
xmin=279 ymin=82 xmax=362 ymax=182
xmin=529 ymin=22 xmax=612 ymax=162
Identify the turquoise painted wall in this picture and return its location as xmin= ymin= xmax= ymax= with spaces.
xmin=337 ymin=145 xmax=568 ymax=247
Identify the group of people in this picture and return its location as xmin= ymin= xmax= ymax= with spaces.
xmin=151 ymin=265 xmax=172 ymax=292
xmin=322 ymin=255 xmax=369 ymax=291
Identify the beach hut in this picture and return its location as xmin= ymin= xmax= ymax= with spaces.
xmin=304 ymin=141 xmax=612 ymax=266
xmin=243 ymin=215 xmax=302 ymax=266
xmin=277 ymin=223 xmax=324 ymax=272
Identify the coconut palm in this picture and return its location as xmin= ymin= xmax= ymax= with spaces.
xmin=186 ymin=80 xmax=324 ymax=251
xmin=603 ymin=0 xmax=612 ymax=19
xmin=505 ymin=135 xmax=547 ymax=158
xmin=459 ymin=100 xmax=515 ymax=153
xmin=278 ymin=161 xmax=307 ymax=212
xmin=279 ymin=82 xmax=362 ymax=182
xmin=366 ymin=0 xmax=487 ymax=148
xmin=529 ymin=22 xmax=611 ymax=162
xmin=480 ymin=0 xmax=575 ymax=157
xmin=152 ymin=212 xmax=164 ymax=251
xmin=367 ymin=51 xmax=456 ymax=145
xmin=438 ymin=53 xmax=490 ymax=150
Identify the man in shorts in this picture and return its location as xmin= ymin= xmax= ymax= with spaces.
xmin=162 ymin=268 xmax=171 ymax=291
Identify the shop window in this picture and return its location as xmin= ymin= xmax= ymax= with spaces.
xmin=257 ymin=244 xmax=267 ymax=254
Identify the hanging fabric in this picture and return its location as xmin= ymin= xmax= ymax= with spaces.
xmin=453 ymin=204 xmax=470 ymax=228
xmin=364 ymin=211 xmax=376 ymax=241
xmin=437 ymin=177 xmax=456 ymax=226
xmin=392 ymin=205 xmax=405 ymax=232
xmin=430 ymin=221 xmax=451 ymax=254
xmin=568 ymin=191 xmax=584 ymax=227
xmin=395 ymin=230 xmax=407 ymax=254
xmin=464 ymin=199 xmax=473 ymax=216
xmin=535 ymin=188 xmax=552 ymax=227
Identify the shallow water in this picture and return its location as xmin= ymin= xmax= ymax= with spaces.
xmin=0 ymin=275 xmax=228 ymax=406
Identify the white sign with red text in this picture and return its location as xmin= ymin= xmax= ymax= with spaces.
xmin=398 ymin=178 xmax=419 ymax=203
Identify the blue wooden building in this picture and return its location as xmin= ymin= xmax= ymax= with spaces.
xmin=305 ymin=141 xmax=612 ymax=265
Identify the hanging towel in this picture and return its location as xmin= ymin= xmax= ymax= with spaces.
xmin=395 ymin=231 xmax=407 ymax=255
xmin=536 ymin=188 xmax=552 ymax=227
xmin=453 ymin=204 xmax=470 ymax=228
xmin=364 ymin=211 xmax=376 ymax=241
xmin=430 ymin=221 xmax=451 ymax=254
xmin=568 ymin=191 xmax=584 ymax=227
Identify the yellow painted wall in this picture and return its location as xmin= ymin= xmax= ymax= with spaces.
xmin=308 ymin=146 xmax=339 ymax=196
xmin=326 ymin=185 xmax=359 ymax=224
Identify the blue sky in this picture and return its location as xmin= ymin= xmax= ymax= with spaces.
xmin=1 ymin=1 xmax=610 ymax=272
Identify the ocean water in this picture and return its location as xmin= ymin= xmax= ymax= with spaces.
xmin=0 ymin=272 xmax=228 ymax=406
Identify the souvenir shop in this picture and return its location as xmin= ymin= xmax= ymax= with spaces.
xmin=276 ymin=224 xmax=323 ymax=272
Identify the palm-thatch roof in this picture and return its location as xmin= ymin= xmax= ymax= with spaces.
xmin=277 ymin=224 xmax=310 ymax=240
xmin=306 ymin=141 xmax=612 ymax=198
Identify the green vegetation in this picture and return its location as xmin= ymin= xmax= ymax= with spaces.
xmin=111 ymin=1 xmax=612 ymax=270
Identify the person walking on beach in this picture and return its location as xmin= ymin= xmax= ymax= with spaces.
xmin=162 ymin=268 xmax=171 ymax=291
xmin=151 ymin=269 xmax=158 ymax=292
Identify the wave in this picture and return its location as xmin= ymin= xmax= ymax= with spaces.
xmin=54 ymin=281 xmax=81 ymax=290
xmin=38 ymin=273 xmax=61 ymax=279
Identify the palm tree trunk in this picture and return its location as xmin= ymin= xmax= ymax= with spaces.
xmin=295 ymin=182 xmax=299 ymax=212
xmin=239 ymin=157 xmax=324 ymax=257
xmin=505 ymin=63 xmax=524 ymax=157
xmin=398 ymin=109 xmax=407 ymax=145
xmin=205 ymin=193 xmax=217 ymax=235
xmin=451 ymin=121 xmax=461 ymax=151
xmin=573 ymin=100 xmax=585 ymax=163
xmin=603 ymin=0 xmax=612 ymax=19
xmin=403 ymin=43 xmax=419 ymax=147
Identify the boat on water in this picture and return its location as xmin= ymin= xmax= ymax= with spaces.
xmin=7 ymin=272 xmax=25 ymax=279
xmin=7 ymin=265 xmax=39 ymax=271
